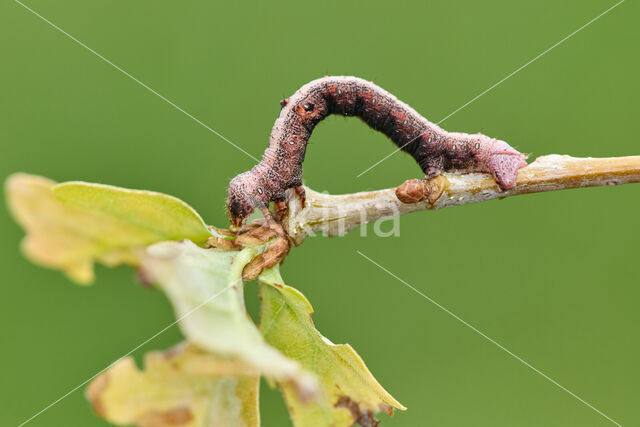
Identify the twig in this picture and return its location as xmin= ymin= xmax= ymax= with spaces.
xmin=283 ymin=155 xmax=640 ymax=245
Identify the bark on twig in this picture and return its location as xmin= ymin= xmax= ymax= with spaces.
xmin=283 ymin=155 xmax=640 ymax=245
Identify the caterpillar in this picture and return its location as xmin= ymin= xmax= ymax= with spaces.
xmin=227 ymin=76 xmax=527 ymax=226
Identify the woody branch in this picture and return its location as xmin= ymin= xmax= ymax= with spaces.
xmin=282 ymin=154 xmax=640 ymax=245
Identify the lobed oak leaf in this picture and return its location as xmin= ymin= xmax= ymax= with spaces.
xmin=87 ymin=342 xmax=260 ymax=427
xmin=5 ymin=173 xmax=211 ymax=284
xmin=139 ymin=240 xmax=318 ymax=398
xmin=259 ymin=267 xmax=405 ymax=427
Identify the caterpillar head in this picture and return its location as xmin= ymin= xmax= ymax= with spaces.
xmin=227 ymin=171 xmax=269 ymax=227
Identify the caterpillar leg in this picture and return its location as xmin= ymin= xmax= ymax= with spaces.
xmin=273 ymin=200 xmax=288 ymax=223
xmin=260 ymin=207 xmax=288 ymax=234
xmin=274 ymin=187 xmax=306 ymax=221
xmin=294 ymin=185 xmax=306 ymax=208
xmin=272 ymin=187 xmax=305 ymax=224
xmin=422 ymin=155 xmax=445 ymax=180
xmin=260 ymin=207 xmax=276 ymax=225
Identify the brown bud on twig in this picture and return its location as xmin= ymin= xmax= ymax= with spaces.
xmin=235 ymin=226 xmax=278 ymax=247
xmin=263 ymin=237 xmax=289 ymax=269
xmin=242 ymin=254 xmax=265 ymax=281
xmin=204 ymin=236 xmax=240 ymax=251
xmin=212 ymin=219 xmax=292 ymax=281
xmin=240 ymin=224 xmax=290 ymax=279
xmin=395 ymin=175 xmax=447 ymax=206
xmin=209 ymin=226 xmax=236 ymax=237
xmin=395 ymin=179 xmax=429 ymax=204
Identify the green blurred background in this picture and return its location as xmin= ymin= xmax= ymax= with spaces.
xmin=1 ymin=0 xmax=638 ymax=425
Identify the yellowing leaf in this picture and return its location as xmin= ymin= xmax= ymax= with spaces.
xmin=5 ymin=173 xmax=211 ymax=284
xmin=259 ymin=267 xmax=406 ymax=427
xmin=86 ymin=342 xmax=260 ymax=427
xmin=53 ymin=181 xmax=211 ymax=244
xmin=140 ymin=240 xmax=317 ymax=396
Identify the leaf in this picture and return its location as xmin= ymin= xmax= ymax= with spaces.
xmin=5 ymin=173 xmax=211 ymax=284
xmin=259 ymin=267 xmax=406 ymax=427
xmin=140 ymin=240 xmax=317 ymax=396
xmin=52 ymin=180 xmax=212 ymax=243
xmin=86 ymin=342 xmax=260 ymax=427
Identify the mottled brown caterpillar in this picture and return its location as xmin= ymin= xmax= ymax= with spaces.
xmin=227 ymin=76 xmax=527 ymax=226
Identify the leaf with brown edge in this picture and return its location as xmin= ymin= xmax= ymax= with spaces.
xmin=139 ymin=240 xmax=318 ymax=397
xmin=258 ymin=267 xmax=406 ymax=427
xmin=86 ymin=342 xmax=260 ymax=427
xmin=5 ymin=173 xmax=211 ymax=284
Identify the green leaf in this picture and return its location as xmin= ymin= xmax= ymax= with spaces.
xmin=5 ymin=173 xmax=211 ymax=284
xmin=259 ymin=267 xmax=406 ymax=427
xmin=53 ymin=180 xmax=211 ymax=243
xmin=140 ymin=240 xmax=317 ymax=396
xmin=86 ymin=342 xmax=260 ymax=427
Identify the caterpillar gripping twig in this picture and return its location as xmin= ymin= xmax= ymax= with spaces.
xmin=227 ymin=76 xmax=527 ymax=226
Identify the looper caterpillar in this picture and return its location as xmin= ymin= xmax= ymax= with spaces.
xmin=227 ymin=76 xmax=527 ymax=226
